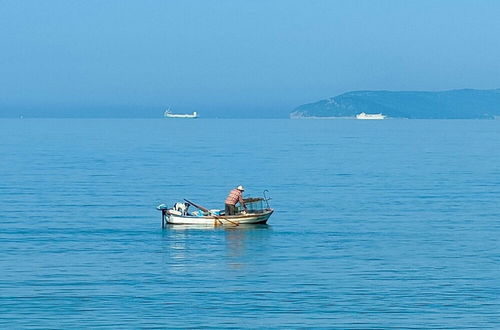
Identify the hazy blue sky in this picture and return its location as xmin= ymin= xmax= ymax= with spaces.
xmin=1 ymin=0 xmax=500 ymax=117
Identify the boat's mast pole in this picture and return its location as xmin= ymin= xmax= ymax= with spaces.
xmin=263 ymin=190 xmax=271 ymax=209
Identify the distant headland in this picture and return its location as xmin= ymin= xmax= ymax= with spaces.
xmin=291 ymin=89 xmax=500 ymax=119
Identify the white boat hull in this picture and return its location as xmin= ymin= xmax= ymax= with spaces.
xmin=164 ymin=209 xmax=273 ymax=226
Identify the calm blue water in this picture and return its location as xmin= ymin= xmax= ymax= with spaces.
xmin=1 ymin=119 xmax=499 ymax=328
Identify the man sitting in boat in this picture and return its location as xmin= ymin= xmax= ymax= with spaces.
xmin=224 ymin=185 xmax=247 ymax=215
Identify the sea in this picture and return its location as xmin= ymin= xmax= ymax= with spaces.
xmin=1 ymin=118 xmax=499 ymax=328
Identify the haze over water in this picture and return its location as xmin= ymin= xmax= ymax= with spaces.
xmin=1 ymin=118 xmax=499 ymax=328
xmin=2 ymin=1 xmax=500 ymax=117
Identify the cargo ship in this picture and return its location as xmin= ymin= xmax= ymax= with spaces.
xmin=164 ymin=109 xmax=198 ymax=118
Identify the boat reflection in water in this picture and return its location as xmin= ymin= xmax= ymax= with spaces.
xmin=224 ymin=225 xmax=271 ymax=268
xmin=162 ymin=224 xmax=272 ymax=270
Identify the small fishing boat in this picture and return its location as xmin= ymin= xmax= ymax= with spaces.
xmin=156 ymin=192 xmax=273 ymax=227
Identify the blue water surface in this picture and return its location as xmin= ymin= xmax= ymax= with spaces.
xmin=1 ymin=119 xmax=499 ymax=328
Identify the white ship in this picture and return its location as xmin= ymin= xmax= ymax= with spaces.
xmin=164 ymin=109 xmax=198 ymax=118
xmin=356 ymin=112 xmax=386 ymax=120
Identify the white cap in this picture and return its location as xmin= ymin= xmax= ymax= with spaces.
xmin=237 ymin=185 xmax=245 ymax=191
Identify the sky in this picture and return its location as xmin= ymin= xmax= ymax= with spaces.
xmin=1 ymin=0 xmax=500 ymax=118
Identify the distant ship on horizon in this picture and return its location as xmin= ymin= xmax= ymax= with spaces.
xmin=356 ymin=112 xmax=386 ymax=120
xmin=164 ymin=109 xmax=198 ymax=119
